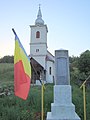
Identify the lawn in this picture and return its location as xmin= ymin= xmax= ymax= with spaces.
xmin=0 ymin=63 xmax=90 ymax=120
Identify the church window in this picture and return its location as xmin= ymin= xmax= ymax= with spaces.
xmin=36 ymin=49 xmax=39 ymax=52
xmin=49 ymin=67 xmax=51 ymax=75
xmin=36 ymin=31 xmax=40 ymax=38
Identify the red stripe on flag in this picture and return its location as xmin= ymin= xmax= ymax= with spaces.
xmin=14 ymin=60 xmax=30 ymax=100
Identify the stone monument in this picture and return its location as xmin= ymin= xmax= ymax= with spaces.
xmin=46 ymin=50 xmax=81 ymax=120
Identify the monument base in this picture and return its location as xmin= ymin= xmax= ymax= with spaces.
xmin=46 ymin=85 xmax=81 ymax=120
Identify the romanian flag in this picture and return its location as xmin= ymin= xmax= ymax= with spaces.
xmin=12 ymin=29 xmax=31 ymax=100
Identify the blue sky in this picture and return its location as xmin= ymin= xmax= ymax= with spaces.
xmin=0 ymin=0 xmax=90 ymax=58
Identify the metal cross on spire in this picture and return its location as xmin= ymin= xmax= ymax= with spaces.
xmin=35 ymin=4 xmax=44 ymax=25
xmin=39 ymin=4 xmax=41 ymax=8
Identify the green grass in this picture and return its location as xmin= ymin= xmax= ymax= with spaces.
xmin=0 ymin=63 xmax=90 ymax=120
xmin=71 ymin=80 xmax=90 ymax=120
xmin=0 ymin=63 xmax=14 ymax=86
xmin=0 ymin=84 xmax=53 ymax=120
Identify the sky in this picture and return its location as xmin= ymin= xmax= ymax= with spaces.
xmin=0 ymin=0 xmax=90 ymax=58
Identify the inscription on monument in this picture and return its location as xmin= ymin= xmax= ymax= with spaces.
xmin=55 ymin=50 xmax=70 ymax=85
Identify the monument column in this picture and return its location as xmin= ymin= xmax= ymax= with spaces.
xmin=47 ymin=49 xmax=81 ymax=120
xmin=55 ymin=50 xmax=70 ymax=85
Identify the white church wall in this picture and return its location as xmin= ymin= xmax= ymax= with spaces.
xmin=47 ymin=51 xmax=55 ymax=61
xmin=30 ymin=25 xmax=47 ymax=44
xmin=46 ymin=61 xmax=55 ymax=83
xmin=30 ymin=44 xmax=47 ymax=56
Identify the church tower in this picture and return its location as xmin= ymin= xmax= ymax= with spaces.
xmin=30 ymin=6 xmax=48 ymax=69
xmin=30 ymin=6 xmax=55 ymax=84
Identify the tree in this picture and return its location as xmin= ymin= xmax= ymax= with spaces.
xmin=69 ymin=56 xmax=79 ymax=72
xmin=0 ymin=55 xmax=14 ymax=63
xmin=78 ymin=50 xmax=90 ymax=75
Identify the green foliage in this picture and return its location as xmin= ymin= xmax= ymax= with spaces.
xmin=78 ymin=50 xmax=90 ymax=75
xmin=70 ymin=68 xmax=87 ymax=83
xmin=86 ymin=88 xmax=90 ymax=120
xmin=44 ymin=84 xmax=53 ymax=118
xmin=69 ymin=56 xmax=79 ymax=69
xmin=0 ymin=55 xmax=14 ymax=63
xmin=70 ymin=67 xmax=80 ymax=84
xmin=70 ymin=50 xmax=90 ymax=82
xmin=0 ymin=61 xmax=90 ymax=120
xmin=71 ymin=83 xmax=83 ymax=119
xmin=0 ymin=81 xmax=90 ymax=120
xmin=71 ymin=80 xmax=90 ymax=120
xmin=0 ymin=63 xmax=14 ymax=86
xmin=0 ymin=84 xmax=53 ymax=120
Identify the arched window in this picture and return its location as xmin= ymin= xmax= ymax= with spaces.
xmin=36 ymin=31 xmax=40 ymax=38
xmin=49 ymin=67 xmax=51 ymax=75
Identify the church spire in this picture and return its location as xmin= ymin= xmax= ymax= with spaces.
xmin=35 ymin=5 xmax=44 ymax=25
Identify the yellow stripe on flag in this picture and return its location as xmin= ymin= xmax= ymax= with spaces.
xmin=14 ymin=40 xmax=31 ymax=77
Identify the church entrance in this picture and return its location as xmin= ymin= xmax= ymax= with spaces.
xmin=30 ymin=58 xmax=46 ymax=84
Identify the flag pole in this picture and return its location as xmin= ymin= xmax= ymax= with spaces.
xmin=41 ymin=80 xmax=44 ymax=120
xmin=80 ymin=75 xmax=90 ymax=89
xmin=80 ymin=75 xmax=90 ymax=120
xmin=40 ymin=71 xmax=45 ymax=120
xmin=30 ymin=61 xmax=45 ymax=119
xmin=80 ymin=82 xmax=86 ymax=120
xmin=83 ymin=84 xmax=86 ymax=120
xmin=12 ymin=28 xmax=17 ymax=36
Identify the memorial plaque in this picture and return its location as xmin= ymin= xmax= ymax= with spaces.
xmin=55 ymin=50 xmax=70 ymax=85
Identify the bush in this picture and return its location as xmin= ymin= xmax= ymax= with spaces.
xmin=0 ymin=56 xmax=14 ymax=63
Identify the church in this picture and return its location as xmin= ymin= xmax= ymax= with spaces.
xmin=30 ymin=6 xmax=55 ymax=84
